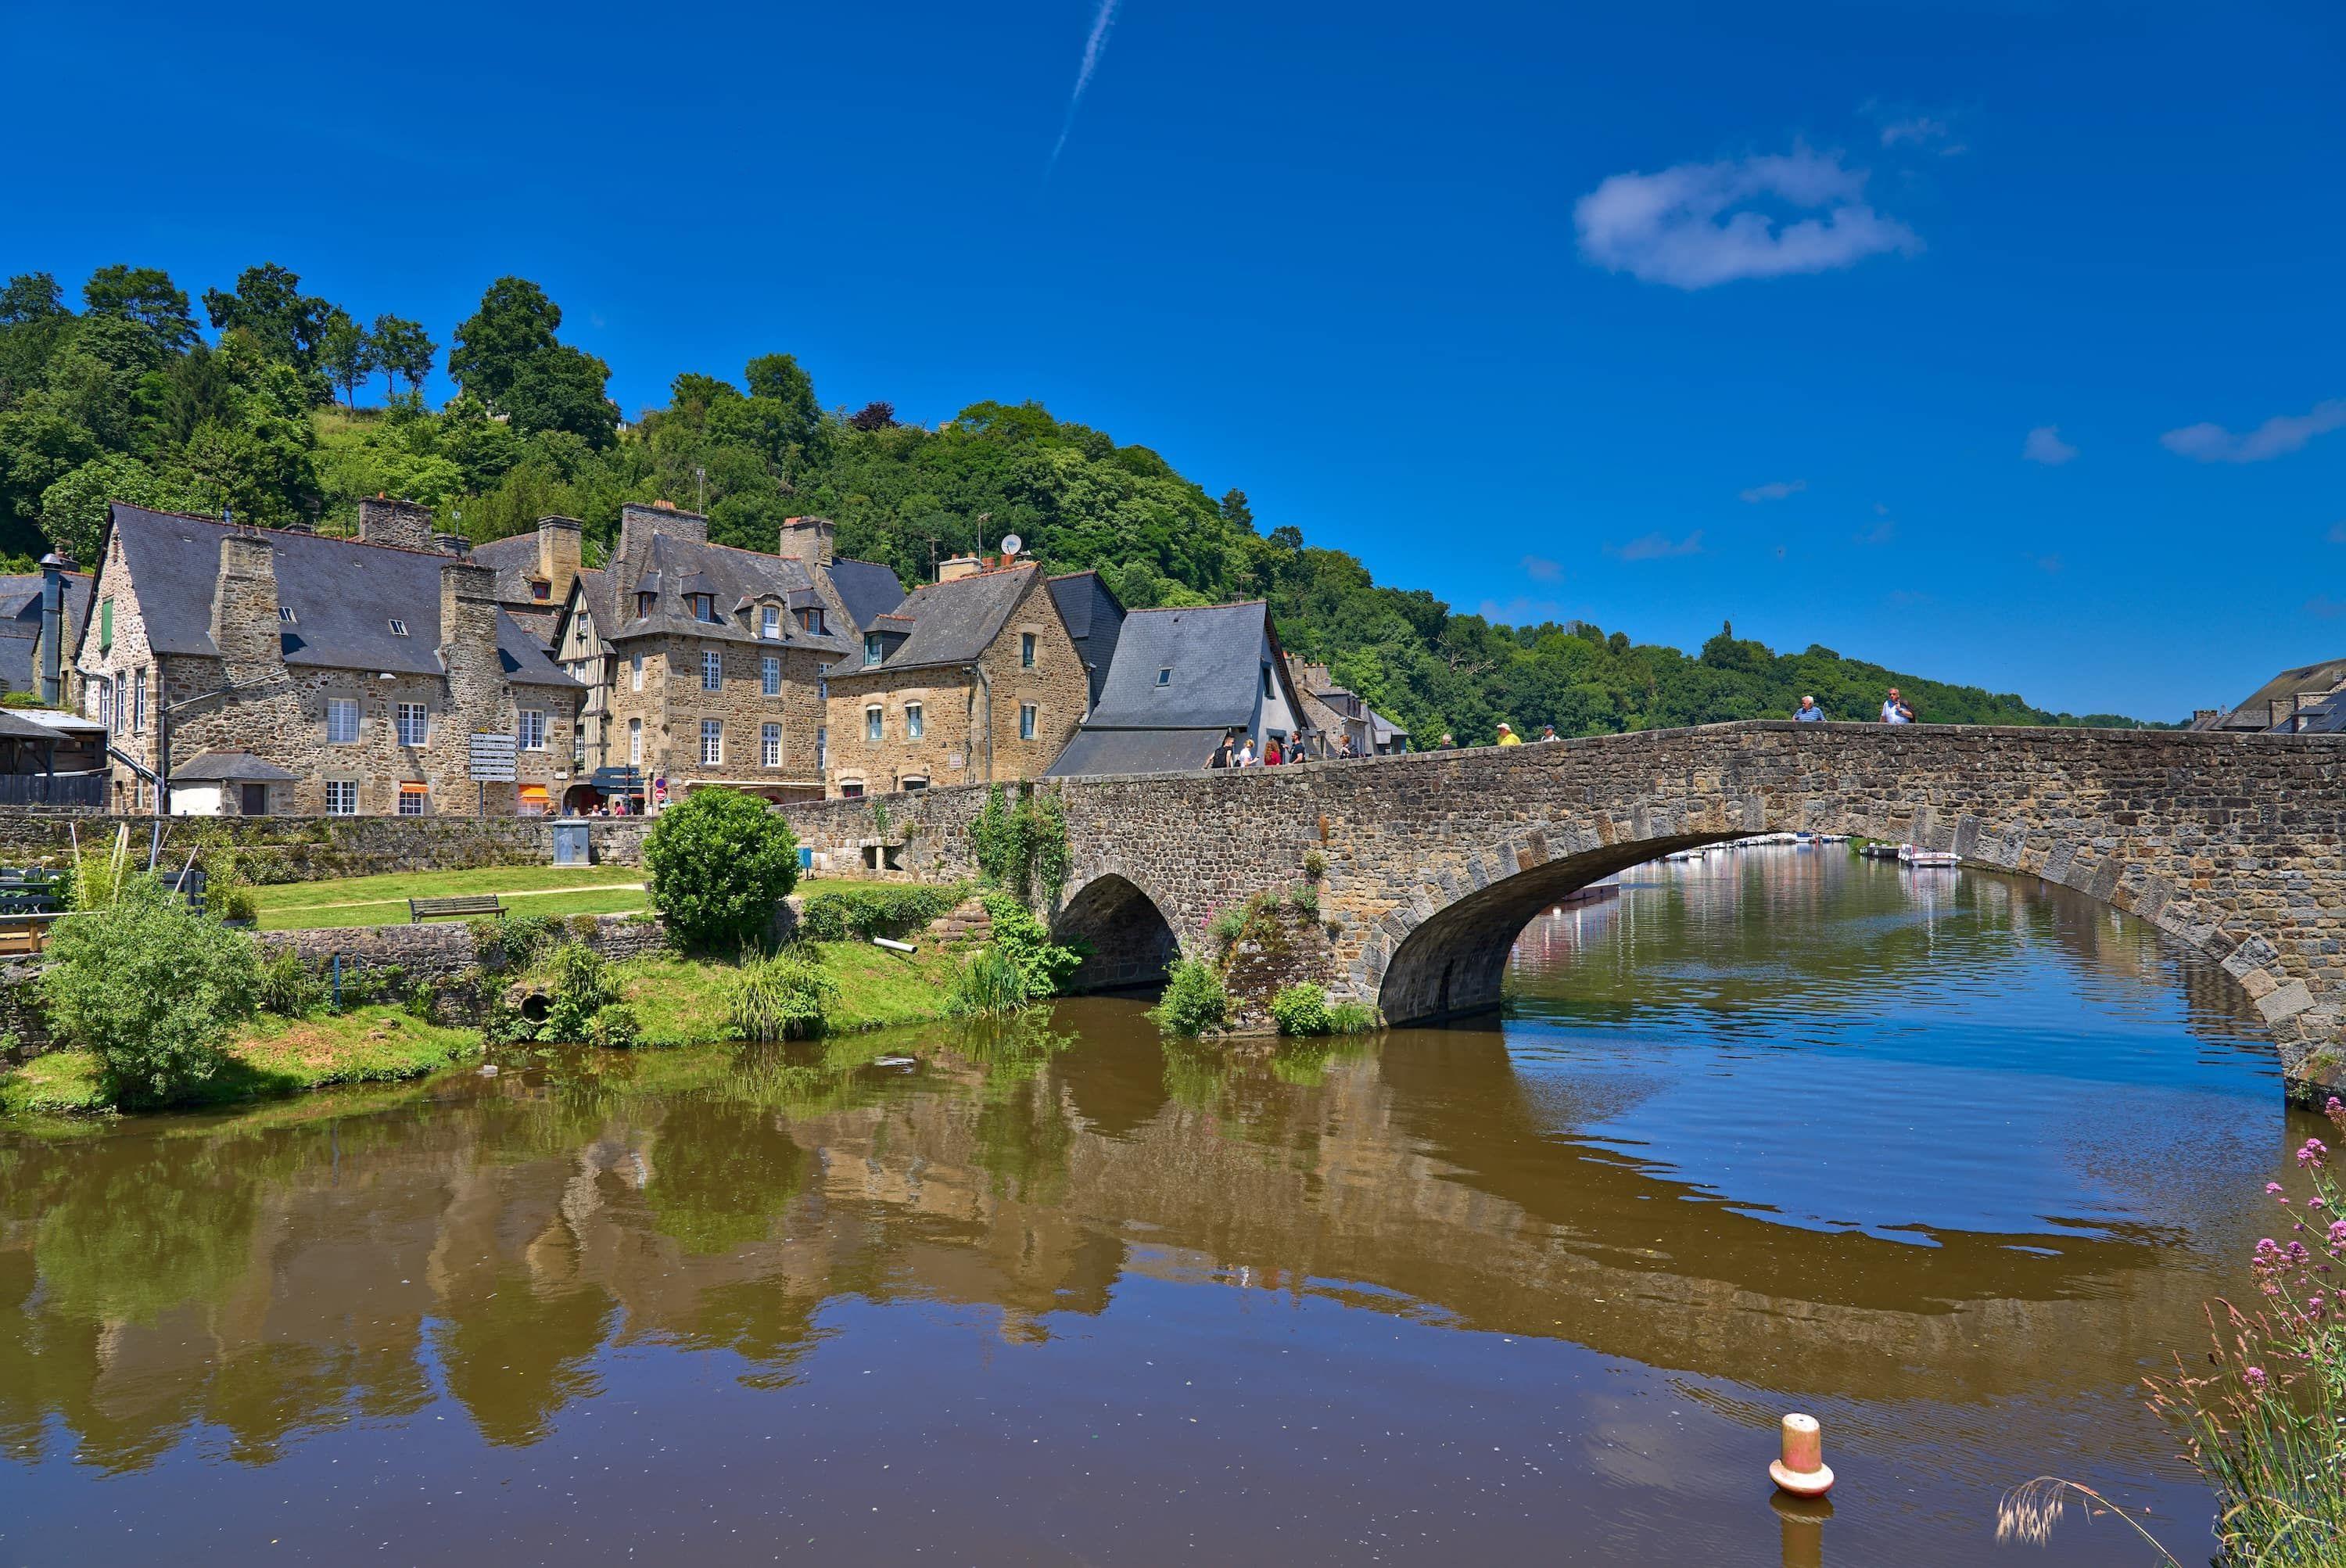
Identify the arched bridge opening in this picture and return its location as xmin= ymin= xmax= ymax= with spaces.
xmin=1376 ymin=833 xmax=1745 ymax=1024
xmin=1053 ymin=874 xmax=1180 ymax=995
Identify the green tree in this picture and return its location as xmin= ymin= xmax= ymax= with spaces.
xmin=41 ymin=874 xmax=262 ymax=1107
xmin=449 ymin=276 xmax=562 ymax=407
xmin=40 ymin=453 xmax=183 ymax=565
xmin=200 ymin=262 xmax=332 ymax=373
xmin=81 ymin=264 xmax=197 ymax=353
xmin=502 ymin=343 xmax=619 ymax=448
xmin=0 ymin=272 xmax=67 ymax=325
xmin=642 ymin=787 xmax=801 ymax=949
xmin=369 ymin=313 xmax=436 ymax=397
xmin=317 ymin=308 xmax=375 ymax=409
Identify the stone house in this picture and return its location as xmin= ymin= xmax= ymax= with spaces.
xmin=552 ymin=505 xmax=906 ymax=811
xmin=470 ymin=514 xmax=586 ymax=654
xmin=1046 ymin=599 xmax=1314 ymax=777
xmin=1285 ymin=655 xmax=1410 ymax=757
xmin=2191 ymin=656 xmax=2346 ymax=734
xmin=78 ymin=499 xmax=583 ymax=816
xmin=822 ymin=558 xmax=1088 ymax=798
xmin=0 ymin=558 xmax=93 ymax=707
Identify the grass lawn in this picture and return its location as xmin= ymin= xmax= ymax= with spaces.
xmin=253 ymin=865 xmax=650 ymax=930
xmin=1 ymin=1005 xmax=478 ymax=1117
xmin=614 ymin=938 xmax=967 ymax=1046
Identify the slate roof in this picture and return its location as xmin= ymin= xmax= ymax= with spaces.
xmin=1079 ymin=601 xmax=1275 ymax=730
xmin=468 ymin=530 xmax=550 ymax=605
xmin=827 ymin=558 xmax=906 ymax=633
xmin=592 ymin=532 xmax=854 ymax=656
xmin=101 ymin=504 xmax=579 ymax=688
xmin=170 ymin=750 xmax=301 ymax=782
xmin=1045 ymin=727 xmax=1227 ymax=778
xmin=830 ymin=565 xmax=1041 ymax=676
xmin=1049 ymin=571 xmax=1126 ymax=708
xmin=0 ymin=570 xmax=92 ymax=694
xmin=2205 ymin=657 xmax=2346 ymax=730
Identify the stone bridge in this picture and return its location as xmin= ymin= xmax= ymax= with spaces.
xmin=779 ymin=722 xmax=2346 ymax=1100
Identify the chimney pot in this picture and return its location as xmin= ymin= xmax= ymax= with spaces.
xmin=357 ymin=497 xmax=436 ymax=551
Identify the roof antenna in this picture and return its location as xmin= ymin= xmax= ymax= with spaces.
xmin=221 ymin=504 xmax=233 ymax=528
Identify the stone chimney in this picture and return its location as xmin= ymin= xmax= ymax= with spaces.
xmin=38 ymin=552 xmax=68 ymax=708
xmin=211 ymin=531 xmax=283 ymax=681
xmin=432 ymin=533 xmax=470 ymax=558
xmin=778 ymin=515 xmax=836 ymax=568
xmin=617 ymin=501 xmax=708 ymax=564
xmin=357 ymin=496 xmax=437 ymax=552
xmin=938 ymin=554 xmax=983 ymax=583
xmin=2271 ymin=695 xmax=2299 ymax=729
xmin=438 ymin=557 xmax=502 ymax=714
xmin=536 ymin=515 xmax=584 ymax=605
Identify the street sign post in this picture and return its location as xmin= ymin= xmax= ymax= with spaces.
xmin=468 ymin=733 xmax=518 ymax=816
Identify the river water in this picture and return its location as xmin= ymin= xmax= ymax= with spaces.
xmin=0 ymin=847 xmax=2316 ymax=1565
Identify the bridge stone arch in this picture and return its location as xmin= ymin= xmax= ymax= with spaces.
xmin=1052 ymin=870 xmax=1182 ymax=992
xmin=775 ymin=724 xmax=2346 ymax=1100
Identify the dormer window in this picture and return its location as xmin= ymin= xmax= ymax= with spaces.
xmin=278 ymin=606 xmax=297 ymax=624
xmin=796 ymin=608 xmax=826 ymax=635
xmin=531 ymin=578 xmax=551 ymax=602
xmin=1157 ymin=667 xmax=1173 ymax=687
xmin=388 ymin=619 xmax=409 ymax=637
xmin=637 ymin=592 xmax=655 ymax=619
xmin=864 ymin=633 xmax=883 ymax=667
xmin=760 ymin=605 xmax=781 ymax=640
xmin=693 ymin=594 xmax=717 ymax=624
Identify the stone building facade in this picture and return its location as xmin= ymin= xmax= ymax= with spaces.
xmin=78 ymin=500 xmax=582 ymax=816
xmin=554 ymin=504 xmax=906 ymax=811
xmin=821 ymin=561 xmax=1089 ymax=798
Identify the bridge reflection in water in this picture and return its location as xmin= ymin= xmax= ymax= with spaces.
xmin=0 ymin=850 xmax=2307 ymax=1565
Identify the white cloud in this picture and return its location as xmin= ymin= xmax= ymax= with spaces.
xmin=1609 ymin=530 xmax=1705 ymax=561
xmin=2022 ymin=425 xmax=2078 ymax=465
xmin=1521 ymin=554 xmax=1562 ymax=581
xmin=1574 ymin=145 xmax=1920 ymax=289
xmin=1480 ymin=596 xmax=1567 ymax=625
xmin=1853 ymin=519 xmax=1895 ymax=546
xmin=1739 ymin=479 xmax=1806 ymax=503
xmin=2162 ymin=399 xmax=2346 ymax=464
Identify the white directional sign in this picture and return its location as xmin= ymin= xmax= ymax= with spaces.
xmin=468 ymin=732 xmax=518 ymax=782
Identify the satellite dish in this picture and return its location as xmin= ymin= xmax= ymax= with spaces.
xmin=999 ymin=534 xmax=1023 ymax=558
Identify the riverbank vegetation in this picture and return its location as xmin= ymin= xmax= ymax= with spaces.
xmin=0 ymin=262 xmax=2163 ymax=731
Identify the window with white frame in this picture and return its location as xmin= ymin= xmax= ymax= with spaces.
xmin=701 ymin=650 xmax=722 ymax=691
xmin=631 ymin=653 xmax=644 ymax=691
xmin=699 ymin=718 xmax=723 ymax=764
xmin=517 ymin=709 xmax=546 ymax=750
xmin=906 ymin=703 xmax=924 ymax=739
xmin=1019 ymin=703 xmax=1037 ymax=741
xmin=326 ymin=697 xmax=360 ymax=744
xmin=761 ymin=723 xmax=781 ymax=767
xmin=760 ymin=605 xmax=780 ymax=640
xmin=628 ymin=717 xmax=642 ymax=765
xmin=131 ymin=670 xmax=145 ymax=734
xmin=396 ymin=703 xmax=429 ymax=747
xmin=865 ymin=705 xmax=883 ymax=742
xmin=324 ymin=780 xmax=358 ymax=816
xmin=762 ymin=655 xmax=780 ymax=696
xmin=387 ymin=619 xmax=408 ymax=637
xmin=398 ymin=783 xmax=428 ymax=816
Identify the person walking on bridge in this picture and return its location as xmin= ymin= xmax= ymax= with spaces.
xmin=1795 ymin=695 xmax=1827 ymax=723
xmin=1495 ymin=723 xmax=1522 ymax=746
xmin=1880 ymin=688 xmax=1915 ymax=724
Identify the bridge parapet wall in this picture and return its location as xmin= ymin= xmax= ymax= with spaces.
xmin=780 ymin=723 xmax=2346 ymax=1100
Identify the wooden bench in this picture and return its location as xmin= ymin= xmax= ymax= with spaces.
xmin=408 ymin=895 xmax=504 ymax=924
xmin=0 ymin=921 xmax=45 ymax=957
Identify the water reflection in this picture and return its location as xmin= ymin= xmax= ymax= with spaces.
xmin=0 ymin=851 xmax=2310 ymax=1564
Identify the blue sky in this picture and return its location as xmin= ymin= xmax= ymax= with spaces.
xmin=9 ymin=0 xmax=2342 ymax=719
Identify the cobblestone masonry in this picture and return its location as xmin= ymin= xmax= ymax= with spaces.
xmin=778 ymin=721 xmax=2346 ymax=1101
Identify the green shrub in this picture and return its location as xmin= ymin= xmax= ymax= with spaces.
xmin=730 ymin=949 xmax=836 ymax=1041
xmin=468 ymin=910 xmax=558 ymax=970
xmin=1148 ymin=957 xmax=1228 ymax=1037
xmin=797 ymin=883 xmax=960 ymax=943
xmin=257 ymin=948 xmax=326 ymax=1017
xmin=1207 ymin=903 xmax=1250 ymax=949
xmin=1326 ymin=1000 xmax=1379 ymax=1035
xmin=978 ymin=893 xmax=1086 ymax=998
xmin=42 ymin=874 xmax=261 ymax=1107
xmin=968 ymin=784 xmax=1072 ymax=902
xmin=1269 ymin=983 xmax=1332 ymax=1036
xmin=542 ymin=942 xmax=618 ymax=1041
xmin=946 ymin=944 xmax=1031 ymax=1018
xmin=1285 ymin=884 xmax=1321 ymax=915
xmin=644 ymin=788 xmax=800 ymax=950
xmin=1302 ymin=849 xmax=1327 ymax=881
xmin=584 ymin=1003 xmax=640 ymax=1049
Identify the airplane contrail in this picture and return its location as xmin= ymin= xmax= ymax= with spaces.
xmin=1047 ymin=0 xmax=1123 ymax=174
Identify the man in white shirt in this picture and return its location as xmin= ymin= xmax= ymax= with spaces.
xmin=1880 ymin=688 xmax=1914 ymax=724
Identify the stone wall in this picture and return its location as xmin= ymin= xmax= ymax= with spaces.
xmin=778 ymin=722 xmax=2346 ymax=1100
xmin=0 ymin=812 xmax=647 ymax=881
xmin=258 ymin=912 xmax=669 ymax=987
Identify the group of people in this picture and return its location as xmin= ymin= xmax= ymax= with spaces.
xmin=1213 ymin=730 xmax=1374 ymax=768
xmin=1793 ymin=689 xmax=1917 ymax=723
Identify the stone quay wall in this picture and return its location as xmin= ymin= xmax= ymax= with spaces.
xmin=0 ymin=813 xmax=648 ymax=883
xmin=779 ymin=722 xmax=2346 ymax=1100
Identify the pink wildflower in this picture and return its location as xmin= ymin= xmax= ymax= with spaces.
xmin=2245 ymin=1366 xmax=2268 ymax=1390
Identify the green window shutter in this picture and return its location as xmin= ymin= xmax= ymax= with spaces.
xmin=99 ymin=598 xmax=113 ymax=651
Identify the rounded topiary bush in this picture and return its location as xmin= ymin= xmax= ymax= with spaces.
xmin=642 ymin=788 xmax=801 ymax=951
